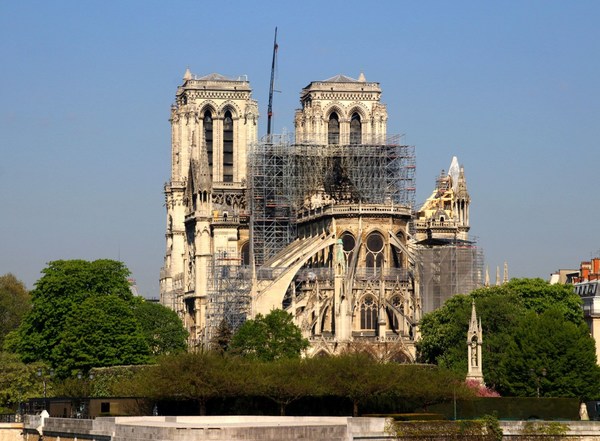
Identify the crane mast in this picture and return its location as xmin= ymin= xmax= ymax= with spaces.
xmin=267 ymin=27 xmax=278 ymax=138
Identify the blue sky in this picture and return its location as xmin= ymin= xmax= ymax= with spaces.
xmin=1 ymin=1 xmax=599 ymax=298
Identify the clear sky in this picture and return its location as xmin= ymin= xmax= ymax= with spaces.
xmin=1 ymin=1 xmax=599 ymax=298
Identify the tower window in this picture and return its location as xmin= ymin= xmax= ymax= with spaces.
xmin=203 ymin=111 xmax=213 ymax=178
xmin=223 ymin=111 xmax=234 ymax=182
xmin=350 ymin=112 xmax=361 ymax=144
xmin=328 ymin=112 xmax=339 ymax=145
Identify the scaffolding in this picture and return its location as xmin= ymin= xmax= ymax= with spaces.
xmin=249 ymin=133 xmax=416 ymax=265
xmin=204 ymin=250 xmax=252 ymax=344
xmin=290 ymin=134 xmax=415 ymax=209
xmin=249 ymin=134 xmax=297 ymax=266
xmin=417 ymin=240 xmax=484 ymax=314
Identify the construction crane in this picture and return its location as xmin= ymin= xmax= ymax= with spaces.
xmin=267 ymin=27 xmax=278 ymax=138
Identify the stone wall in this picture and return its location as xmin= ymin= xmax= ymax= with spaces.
xmin=0 ymin=423 xmax=22 ymax=441
xmin=22 ymin=416 xmax=600 ymax=441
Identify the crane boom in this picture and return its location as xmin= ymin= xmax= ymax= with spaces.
xmin=267 ymin=27 xmax=278 ymax=138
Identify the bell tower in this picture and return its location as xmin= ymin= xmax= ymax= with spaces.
xmin=160 ymin=69 xmax=258 ymax=345
xmin=293 ymin=73 xmax=388 ymax=144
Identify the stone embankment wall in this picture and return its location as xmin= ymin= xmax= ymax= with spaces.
xmin=20 ymin=415 xmax=600 ymax=441
xmin=0 ymin=423 xmax=23 ymax=441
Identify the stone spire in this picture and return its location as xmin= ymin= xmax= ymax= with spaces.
xmin=466 ymin=300 xmax=484 ymax=385
xmin=495 ymin=266 xmax=501 ymax=286
xmin=484 ymin=266 xmax=490 ymax=287
xmin=503 ymin=261 xmax=509 ymax=284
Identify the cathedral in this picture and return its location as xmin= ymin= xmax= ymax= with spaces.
xmin=160 ymin=70 xmax=483 ymax=360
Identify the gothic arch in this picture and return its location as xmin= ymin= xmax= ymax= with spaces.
xmin=199 ymin=102 xmax=217 ymax=116
xmin=240 ymin=241 xmax=250 ymax=266
xmin=323 ymin=103 xmax=346 ymax=120
xmin=347 ymin=102 xmax=369 ymax=121
xmin=218 ymin=101 xmax=242 ymax=118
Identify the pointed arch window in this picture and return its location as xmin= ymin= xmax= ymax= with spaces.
xmin=203 ymin=111 xmax=213 ymax=178
xmin=387 ymin=296 xmax=403 ymax=331
xmin=350 ymin=112 xmax=361 ymax=144
xmin=223 ymin=110 xmax=234 ymax=182
xmin=365 ymin=232 xmax=385 ymax=272
xmin=328 ymin=112 xmax=339 ymax=145
xmin=360 ymin=296 xmax=377 ymax=330
xmin=241 ymin=242 xmax=250 ymax=266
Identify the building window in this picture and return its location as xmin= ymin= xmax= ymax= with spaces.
xmin=241 ymin=242 xmax=250 ymax=266
xmin=387 ymin=296 xmax=403 ymax=331
xmin=204 ymin=111 xmax=213 ymax=177
xmin=350 ymin=112 xmax=361 ymax=144
xmin=223 ymin=110 xmax=234 ymax=182
xmin=365 ymin=232 xmax=384 ymax=270
xmin=328 ymin=112 xmax=339 ymax=145
xmin=360 ymin=296 xmax=377 ymax=330
xmin=341 ymin=232 xmax=356 ymax=263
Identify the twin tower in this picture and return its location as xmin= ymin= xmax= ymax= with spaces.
xmin=160 ymin=70 xmax=477 ymax=359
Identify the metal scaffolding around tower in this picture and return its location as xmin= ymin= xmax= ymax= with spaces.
xmin=248 ymin=133 xmax=297 ymax=267
xmin=248 ymin=133 xmax=416 ymax=266
xmin=204 ymin=250 xmax=252 ymax=345
xmin=291 ymin=135 xmax=415 ymax=210
xmin=417 ymin=240 xmax=484 ymax=314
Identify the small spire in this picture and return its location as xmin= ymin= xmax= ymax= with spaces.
xmin=484 ymin=266 xmax=490 ymax=287
xmin=495 ymin=266 xmax=500 ymax=286
xmin=358 ymin=72 xmax=366 ymax=82
xmin=183 ymin=67 xmax=192 ymax=81
xmin=503 ymin=261 xmax=509 ymax=284
xmin=469 ymin=300 xmax=478 ymax=332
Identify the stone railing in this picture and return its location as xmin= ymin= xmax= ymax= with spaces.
xmin=297 ymin=204 xmax=411 ymax=222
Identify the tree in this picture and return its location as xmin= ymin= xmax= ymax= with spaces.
xmin=321 ymin=353 xmax=398 ymax=416
xmin=0 ymin=352 xmax=46 ymax=411
xmin=51 ymin=295 xmax=150 ymax=377
xmin=418 ymin=287 xmax=525 ymax=388
xmin=0 ymin=274 xmax=30 ymax=348
xmin=254 ymin=357 xmax=323 ymax=416
xmin=8 ymin=260 xmax=134 ymax=364
xmin=210 ymin=319 xmax=233 ymax=354
xmin=501 ymin=308 xmax=600 ymax=399
xmin=229 ymin=309 xmax=309 ymax=361
xmin=132 ymin=300 xmax=188 ymax=358
xmin=417 ymin=278 xmax=598 ymax=397
xmin=139 ymin=352 xmax=242 ymax=415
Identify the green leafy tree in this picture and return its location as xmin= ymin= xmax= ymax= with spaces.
xmin=0 ymin=352 xmax=47 ymax=411
xmin=321 ymin=353 xmax=398 ymax=416
xmin=418 ymin=278 xmax=597 ymax=397
xmin=52 ymin=295 xmax=150 ymax=377
xmin=0 ymin=274 xmax=31 ymax=348
xmin=132 ymin=300 xmax=188 ymax=358
xmin=393 ymin=364 xmax=473 ymax=409
xmin=418 ymin=287 xmax=525 ymax=389
xmin=254 ymin=357 xmax=323 ymax=416
xmin=8 ymin=260 xmax=133 ymax=364
xmin=139 ymin=352 xmax=242 ymax=415
xmin=501 ymin=308 xmax=600 ymax=399
xmin=230 ymin=309 xmax=309 ymax=361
